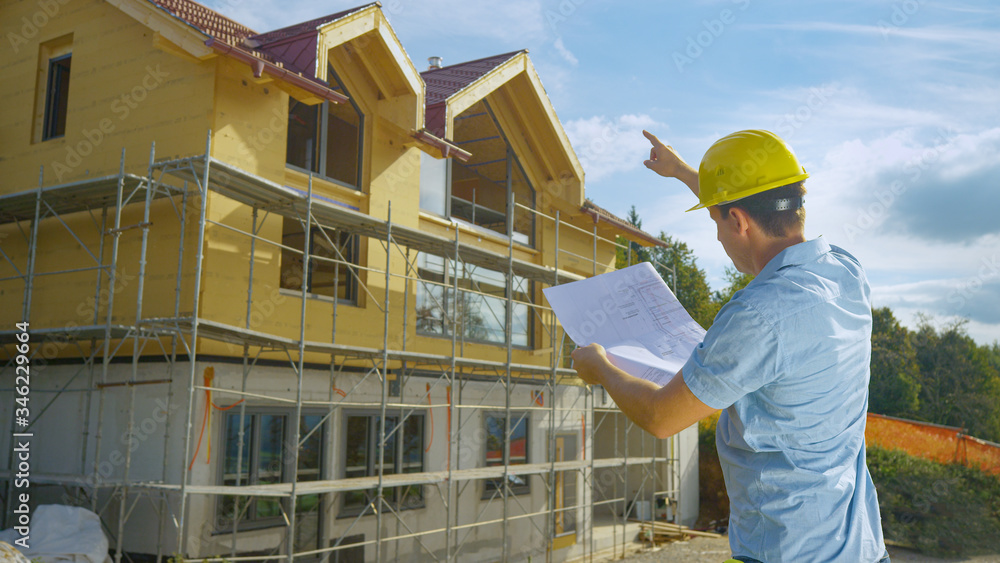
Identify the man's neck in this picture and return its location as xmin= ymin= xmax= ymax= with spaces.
xmin=751 ymin=233 xmax=807 ymax=275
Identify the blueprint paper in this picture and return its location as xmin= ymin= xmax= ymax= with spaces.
xmin=543 ymin=262 xmax=706 ymax=387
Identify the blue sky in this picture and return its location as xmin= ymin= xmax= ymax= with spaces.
xmin=210 ymin=0 xmax=1000 ymax=345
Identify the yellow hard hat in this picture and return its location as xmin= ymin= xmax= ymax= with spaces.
xmin=688 ymin=129 xmax=809 ymax=211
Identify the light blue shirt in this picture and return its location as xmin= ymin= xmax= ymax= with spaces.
xmin=683 ymin=238 xmax=885 ymax=563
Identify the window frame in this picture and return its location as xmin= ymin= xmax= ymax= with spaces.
xmin=279 ymin=218 xmax=361 ymax=305
xmin=439 ymin=100 xmax=537 ymax=248
xmin=285 ymin=65 xmax=364 ymax=191
xmin=482 ymin=411 xmax=531 ymax=498
xmin=414 ymin=252 xmax=534 ymax=349
xmin=42 ymin=52 xmax=72 ymax=141
xmin=214 ymin=408 xmax=327 ymax=532
xmin=339 ymin=409 xmax=426 ymax=518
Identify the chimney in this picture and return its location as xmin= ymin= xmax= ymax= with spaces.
xmin=428 ymin=56 xmax=443 ymax=70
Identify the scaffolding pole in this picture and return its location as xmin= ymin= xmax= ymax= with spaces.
xmin=0 ymin=134 xmax=689 ymax=563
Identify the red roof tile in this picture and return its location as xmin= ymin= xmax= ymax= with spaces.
xmin=149 ymin=0 xmax=257 ymax=45
xmin=247 ymin=6 xmax=370 ymax=78
xmin=421 ymin=51 xmax=524 ymax=138
xmin=422 ymin=50 xmax=524 ymax=105
xmin=251 ymin=5 xmax=372 ymax=45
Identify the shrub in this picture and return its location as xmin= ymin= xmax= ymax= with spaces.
xmin=868 ymin=446 xmax=1000 ymax=557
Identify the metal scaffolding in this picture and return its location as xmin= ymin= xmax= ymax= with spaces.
xmin=0 ymin=135 xmax=683 ymax=562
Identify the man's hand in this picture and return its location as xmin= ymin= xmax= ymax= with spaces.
xmin=642 ymin=130 xmax=700 ymax=196
xmin=571 ymin=343 xmax=611 ymax=385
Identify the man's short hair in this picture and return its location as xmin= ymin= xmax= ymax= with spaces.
xmin=717 ymin=181 xmax=806 ymax=238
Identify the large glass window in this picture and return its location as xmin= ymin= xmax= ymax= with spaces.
xmin=415 ymin=252 xmax=530 ymax=347
xmin=342 ymin=412 xmax=425 ymax=516
xmin=218 ymin=411 xmax=325 ymax=530
xmin=280 ymin=218 xmax=359 ymax=303
xmin=286 ymin=66 xmax=362 ymax=189
xmin=423 ymin=100 xmax=536 ymax=246
xmin=484 ymin=412 xmax=530 ymax=496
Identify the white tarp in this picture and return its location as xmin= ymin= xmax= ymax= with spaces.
xmin=0 ymin=505 xmax=109 ymax=563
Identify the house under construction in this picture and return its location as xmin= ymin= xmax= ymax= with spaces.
xmin=0 ymin=1 xmax=699 ymax=561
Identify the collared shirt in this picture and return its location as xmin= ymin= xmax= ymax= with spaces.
xmin=683 ymin=237 xmax=886 ymax=563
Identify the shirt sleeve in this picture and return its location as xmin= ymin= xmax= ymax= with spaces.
xmin=682 ymin=298 xmax=781 ymax=410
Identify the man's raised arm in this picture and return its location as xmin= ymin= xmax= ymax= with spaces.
xmin=642 ymin=130 xmax=700 ymax=197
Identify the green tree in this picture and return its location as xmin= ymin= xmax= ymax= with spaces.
xmin=913 ymin=317 xmax=1000 ymax=441
xmin=647 ymin=233 xmax=719 ymax=329
xmin=712 ymin=267 xmax=754 ymax=309
xmin=869 ymin=307 xmax=921 ymax=417
xmin=614 ymin=205 xmax=649 ymax=269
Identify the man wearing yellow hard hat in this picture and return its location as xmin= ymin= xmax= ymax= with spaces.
xmin=572 ymin=130 xmax=888 ymax=562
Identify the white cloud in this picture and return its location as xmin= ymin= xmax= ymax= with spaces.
xmin=553 ymin=37 xmax=579 ymax=66
xmin=743 ymin=22 xmax=1000 ymax=50
xmin=564 ymin=114 xmax=664 ymax=182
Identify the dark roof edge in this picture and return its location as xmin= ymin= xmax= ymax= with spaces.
xmin=582 ymin=200 xmax=667 ymax=248
xmin=206 ymin=38 xmax=349 ymax=104
xmin=420 ymin=49 xmax=527 ymax=76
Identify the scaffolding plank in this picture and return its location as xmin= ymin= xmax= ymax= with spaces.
xmin=0 ymin=325 xmax=134 ymax=344
xmin=0 ymin=174 xmax=165 ymax=224
xmin=164 ymin=157 xmax=583 ymax=286
xmin=125 ymin=457 xmax=663 ymax=497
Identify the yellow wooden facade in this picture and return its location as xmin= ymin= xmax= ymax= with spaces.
xmin=0 ymin=0 xmax=650 ymax=371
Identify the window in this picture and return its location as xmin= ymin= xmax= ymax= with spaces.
xmin=280 ymin=218 xmax=359 ymax=303
xmin=43 ymin=54 xmax=71 ymax=140
xmin=34 ymin=34 xmax=73 ymax=143
xmin=433 ymin=100 xmax=535 ymax=246
xmin=217 ymin=411 xmax=325 ymax=530
xmin=484 ymin=412 xmax=530 ymax=496
xmin=419 ymin=152 xmax=449 ymax=217
xmin=415 ymin=252 xmax=531 ymax=347
xmin=342 ymin=412 xmax=425 ymax=516
xmin=286 ymin=66 xmax=363 ymax=189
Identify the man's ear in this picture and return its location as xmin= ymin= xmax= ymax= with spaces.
xmin=728 ymin=206 xmax=753 ymax=236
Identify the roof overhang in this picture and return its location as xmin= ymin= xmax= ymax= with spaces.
xmin=206 ymin=38 xmax=348 ymax=105
xmin=582 ymin=200 xmax=668 ymax=248
xmin=107 ymin=0 xmax=216 ymax=59
xmin=110 ymin=0 xmax=351 ymax=105
xmin=316 ymin=5 xmax=424 ymax=131
xmin=410 ymin=130 xmax=472 ymax=162
xmin=439 ymin=52 xmax=585 ymax=207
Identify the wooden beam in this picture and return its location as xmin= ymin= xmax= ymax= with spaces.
xmin=445 ymin=54 xmax=527 ymax=138
xmin=106 ymin=0 xmax=214 ymax=59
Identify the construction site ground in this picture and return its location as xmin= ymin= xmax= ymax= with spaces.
xmin=613 ymin=536 xmax=1000 ymax=563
